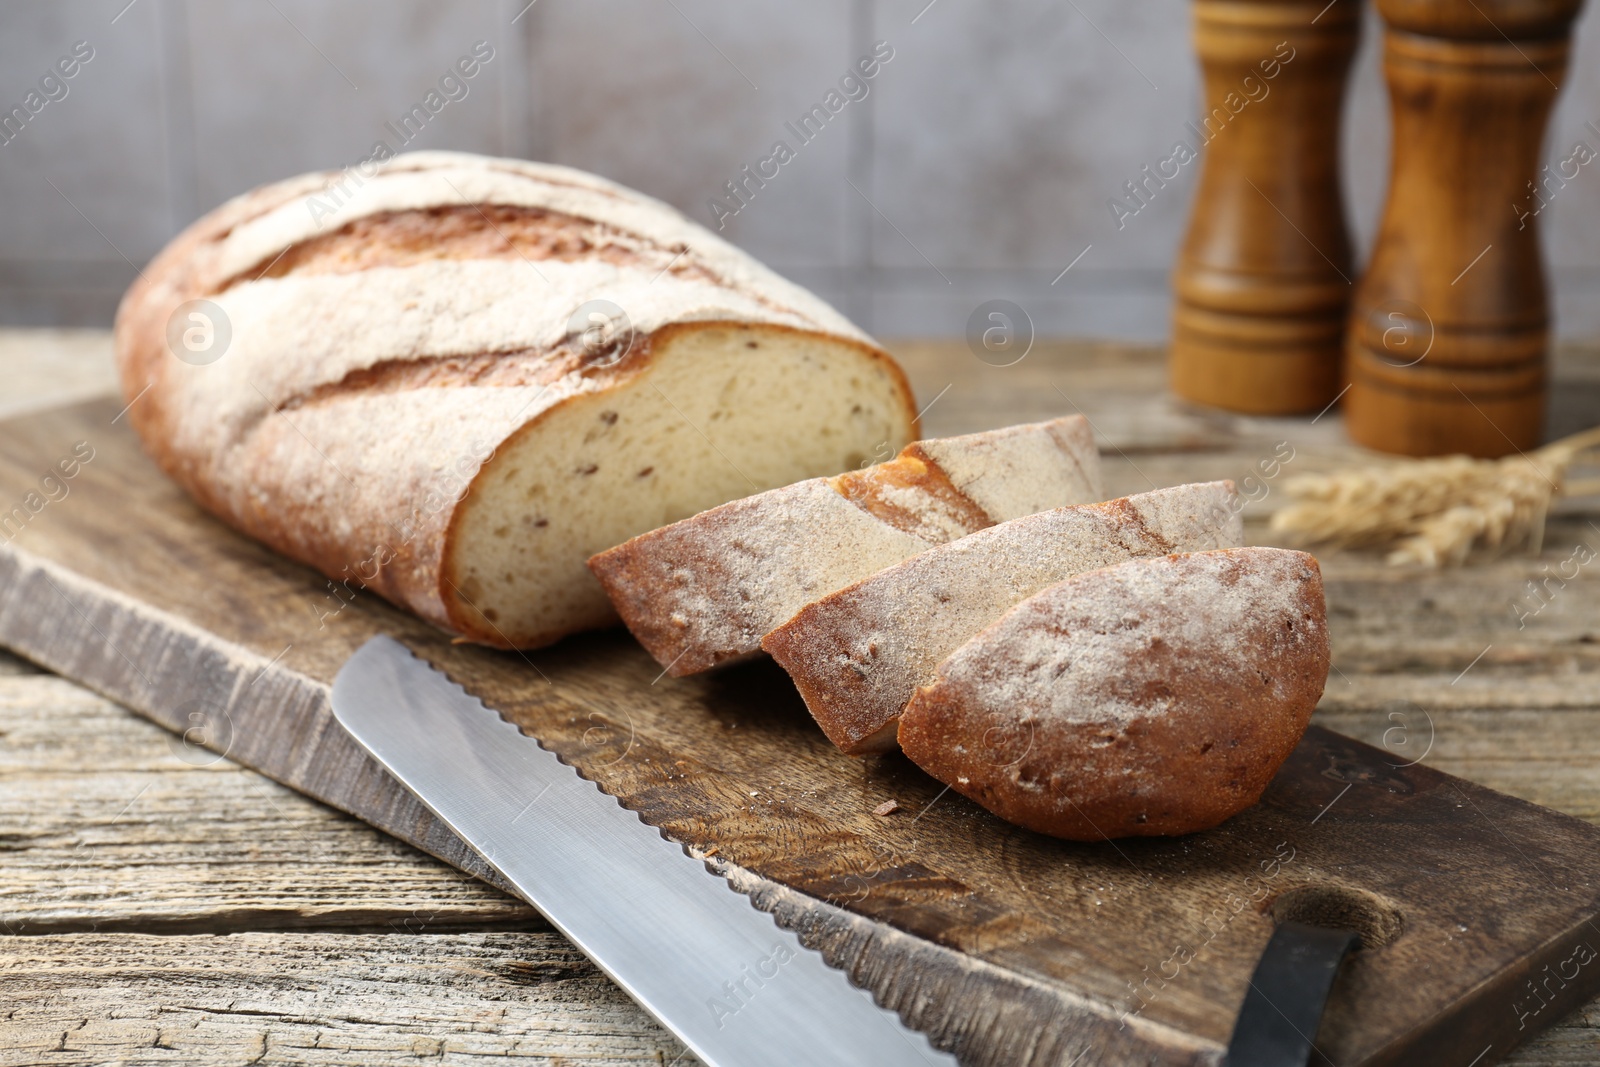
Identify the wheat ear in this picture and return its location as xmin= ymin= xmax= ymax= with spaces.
xmin=1268 ymin=425 xmax=1600 ymax=566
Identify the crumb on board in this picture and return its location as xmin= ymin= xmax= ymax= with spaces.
xmin=873 ymin=799 xmax=900 ymax=817
xmin=703 ymin=845 xmax=719 ymax=857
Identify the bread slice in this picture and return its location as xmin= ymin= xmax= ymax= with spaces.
xmin=898 ymin=548 xmax=1330 ymax=840
xmin=587 ymin=417 xmax=1102 ymax=675
xmin=113 ymin=151 xmax=918 ymax=648
xmin=761 ymin=481 xmax=1242 ymax=755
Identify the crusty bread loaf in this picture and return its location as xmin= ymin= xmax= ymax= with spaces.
xmin=899 ymin=548 xmax=1330 ymax=840
xmin=587 ymin=417 xmax=1102 ymax=675
xmin=113 ymin=151 xmax=918 ymax=648
xmin=761 ymin=481 xmax=1242 ymax=755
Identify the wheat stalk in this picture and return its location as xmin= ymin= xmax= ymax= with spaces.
xmin=1268 ymin=425 xmax=1600 ymax=566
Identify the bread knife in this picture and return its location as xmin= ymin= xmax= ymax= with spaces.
xmin=331 ymin=635 xmax=958 ymax=1067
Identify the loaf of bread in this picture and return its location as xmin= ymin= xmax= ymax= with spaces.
xmin=761 ymin=481 xmax=1242 ymax=754
xmin=587 ymin=417 xmax=1103 ymax=675
xmin=113 ymin=151 xmax=918 ymax=648
xmin=899 ymin=548 xmax=1330 ymax=840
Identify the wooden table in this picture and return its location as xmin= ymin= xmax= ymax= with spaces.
xmin=2 ymin=331 xmax=1598 ymax=1065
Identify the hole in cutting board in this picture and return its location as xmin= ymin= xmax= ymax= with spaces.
xmin=1270 ymin=884 xmax=1405 ymax=950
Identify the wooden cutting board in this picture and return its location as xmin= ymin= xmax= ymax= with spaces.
xmin=4 ymin=397 xmax=1600 ymax=1067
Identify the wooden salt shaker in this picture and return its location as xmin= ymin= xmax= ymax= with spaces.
xmin=1344 ymin=0 xmax=1585 ymax=457
xmin=1171 ymin=0 xmax=1361 ymax=414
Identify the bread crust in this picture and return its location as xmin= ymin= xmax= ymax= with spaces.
xmin=897 ymin=548 xmax=1330 ymax=840
xmin=112 ymin=152 xmax=916 ymax=648
xmin=761 ymin=481 xmax=1242 ymax=755
xmin=587 ymin=417 xmax=1103 ymax=674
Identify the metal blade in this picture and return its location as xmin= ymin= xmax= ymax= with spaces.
xmin=331 ymin=636 xmax=958 ymax=1067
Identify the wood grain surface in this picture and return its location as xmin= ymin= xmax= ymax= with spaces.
xmin=1343 ymin=0 xmax=1586 ymax=456
xmin=2 ymin=334 xmax=1599 ymax=1067
xmin=1170 ymin=0 xmax=1359 ymax=414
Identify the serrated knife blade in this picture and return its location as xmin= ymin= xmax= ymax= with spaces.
xmin=331 ymin=635 xmax=958 ymax=1067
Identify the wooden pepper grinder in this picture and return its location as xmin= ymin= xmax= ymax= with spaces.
xmin=1345 ymin=0 xmax=1585 ymax=457
xmin=1171 ymin=0 xmax=1361 ymax=415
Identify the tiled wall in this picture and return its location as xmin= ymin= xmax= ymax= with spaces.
xmin=3 ymin=0 xmax=1599 ymax=339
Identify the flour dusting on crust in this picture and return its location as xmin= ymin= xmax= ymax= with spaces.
xmin=762 ymin=480 xmax=1242 ymax=754
xmin=589 ymin=416 xmax=1103 ymax=675
xmin=898 ymin=547 xmax=1330 ymax=840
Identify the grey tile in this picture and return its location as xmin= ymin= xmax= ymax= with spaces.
xmin=1340 ymin=2 xmax=1389 ymax=266
xmin=531 ymin=0 xmax=859 ymax=271
xmin=186 ymin=0 xmax=506 ymax=212
xmin=868 ymin=266 xmax=1169 ymax=342
xmin=3 ymin=0 xmax=1600 ymax=343
xmin=868 ymin=0 xmax=1196 ymax=274
xmin=1542 ymin=0 xmax=1600 ymax=287
xmin=0 ymin=0 xmax=171 ymax=265
xmin=1553 ymin=270 xmax=1600 ymax=338
xmin=1546 ymin=89 xmax=1600 ymax=343
xmin=0 ymin=286 xmax=123 ymax=329
xmin=0 ymin=257 xmax=133 ymax=327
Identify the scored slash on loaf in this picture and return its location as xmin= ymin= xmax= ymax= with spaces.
xmin=899 ymin=548 xmax=1331 ymax=840
xmin=586 ymin=417 xmax=1103 ymax=676
xmin=762 ymin=481 xmax=1243 ymax=754
xmin=114 ymin=151 xmax=920 ymax=649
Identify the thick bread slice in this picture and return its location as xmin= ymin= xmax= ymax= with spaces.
xmin=898 ymin=548 xmax=1330 ymax=840
xmin=762 ymin=481 xmax=1242 ymax=754
xmin=113 ymin=151 xmax=917 ymax=648
xmin=587 ymin=417 xmax=1102 ymax=675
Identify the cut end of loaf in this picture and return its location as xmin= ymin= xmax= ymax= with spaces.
xmin=441 ymin=322 xmax=915 ymax=648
